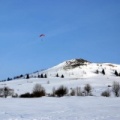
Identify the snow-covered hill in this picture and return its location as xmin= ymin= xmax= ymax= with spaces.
xmin=31 ymin=58 xmax=120 ymax=78
xmin=0 ymin=58 xmax=120 ymax=95
xmin=0 ymin=58 xmax=120 ymax=120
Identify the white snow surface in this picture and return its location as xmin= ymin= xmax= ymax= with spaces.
xmin=31 ymin=59 xmax=120 ymax=78
xmin=0 ymin=59 xmax=120 ymax=120
xmin=0 ymin=97 xmax=120 ymax=120
xmin=0 ymin=77 xmax=120 ymax=120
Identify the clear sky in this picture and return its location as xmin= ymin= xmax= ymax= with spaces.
xmin=0 ymin=0 xmax=120 ymax=80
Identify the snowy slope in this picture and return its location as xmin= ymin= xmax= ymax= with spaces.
xmin=0 ymin=58 xmax=120 ymax=120
xmin=0 ymin=58 xmax=120 ymax=95
xmin=31 ymin=58 xmax=120 ymax=78
xmin=0 ymin=74 xmax=120 ymax=96
xmin=0 ymin=75 xmax=120 ymax=120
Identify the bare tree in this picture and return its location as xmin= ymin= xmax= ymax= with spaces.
xmin=70 ymin=88 xmax=76 ymax=96
xmin=112 ymin=81 xmax=120 ymax=97
xmin=84 ymin=84 xmax=92 ymax=96
xmin=51 ymin=87 xmax=56 ymax=97
xmin=70 ymin=87 xmax=83 ymax=96
xmin=0 ymin=88 xmax=4 ymax=97
xmin=32 ymin=84 xmax=46 ymax=97
xmin=76 ymin=87 xmax=82 ymax=96
xmin=0 ymin=87 xmax=14 ymax=98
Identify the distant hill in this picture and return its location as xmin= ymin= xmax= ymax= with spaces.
xmin=30 ymin=58 xmax=120 ymax=78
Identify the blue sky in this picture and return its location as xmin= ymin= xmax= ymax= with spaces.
xmin=0 ymin=0 xmax=120 ymax=79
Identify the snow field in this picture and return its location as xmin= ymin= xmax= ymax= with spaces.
xmin=0 ymin=59 xmax=120 ymax=120
xmin=0 ymin=97 xmax=120 ymax=120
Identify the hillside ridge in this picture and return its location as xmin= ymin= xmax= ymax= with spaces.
xmin=30 ymin=58 xmax=120 ymax=79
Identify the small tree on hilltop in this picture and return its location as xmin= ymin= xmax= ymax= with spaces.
xmin=56 ymin=73 xmax=59 ymax=77
xmin=40 ymin=74 xmax=44 ymax=78
xmin=26 ymin=74 xmax=29 ymax=79
xmin=44 ymin=74 xmax=47 ymax=78
xmin=102 ymin=69 xmax=105 ymax=75
xmin=114 ymin=70 xmax=119 ymax=76
xmin=7 ymin=77 xmax=12 ymax=81
xmin=38 ymin=74 xmax=41 ymax=78
xmin=61 ymin=74 xmax=64 ymax=78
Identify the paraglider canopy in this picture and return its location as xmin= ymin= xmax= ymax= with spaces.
xmin=39 ymin=34 xmax=45 ymax=37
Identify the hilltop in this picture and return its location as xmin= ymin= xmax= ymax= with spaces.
xmin=30 ymin=58 xmax=120 ymax=78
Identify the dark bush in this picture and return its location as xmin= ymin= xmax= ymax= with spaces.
xmin=101 ymin=90 xmax=111 ymax=97
xmin=114 ymin=70 xmax=119 ymax=76
xmin=108 ymin=85 xmax=111 ymax=87
xmin=38 ymin=74 xmax=41 ymax=78
xmin=56 ymin=73 xmax=59 ymax=77
xmin=54 ymin=85 xmax=68 ymax=97
xmin=32 ymin=84 xmax=46 ymax=97
xmin=20 ymin=84 xmax=46 ymax=98
xmin=61 ymin=74 xmax=64 ymax=78
xmin=40 ymin=74 xmax=44 ymax=78
xmin=7 ymin=77 xmax=12 ymax=81
xmin=26 ymin=74 xmax=30 ymax=79
xmin=102 ymin=69 xmax=105 ymax=75
xmin=44 ymin=74 xmax=47 ymax=78
xmin=20 ymin=92 xmax=32 ymax=98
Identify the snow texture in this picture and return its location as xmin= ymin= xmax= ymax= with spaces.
xmin=0 ymin=59 xmax=120 ymax=120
